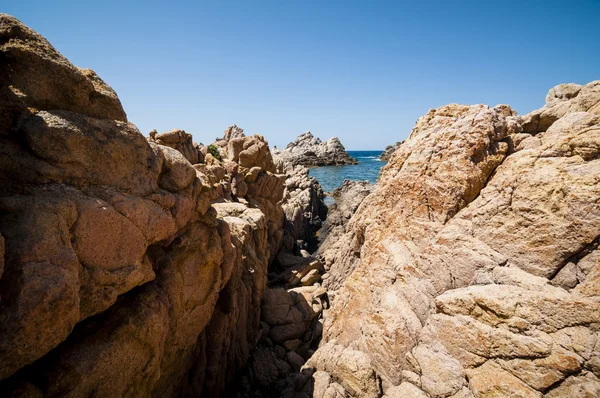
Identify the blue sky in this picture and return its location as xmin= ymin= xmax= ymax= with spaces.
xmin=4 ymin=0 xmax=599 ymax=150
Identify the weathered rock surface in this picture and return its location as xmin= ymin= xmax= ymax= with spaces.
xmin=148 ymin=128 xmax=203 ymax=164
xmin=230 ymin=249 xmax=329 ymax=396
xmin=522 ymin=81 xmax=600 ymax=133
xmin=3 ymin=13 xmax=600 ymax=398
xmin=218 ymin=124 xmax=246 ymax=143
xmin=0 ymin=14 xmax=127 ymax=132
xmin=379 ymin=141 xmax=404 ymax=161
xmin=273 ymin=131 xmax=357 ymax=167
xmin=0 ymin=14 xmax=288 ymax=398
xmin=275 ymin=160 xmax=328 ymax=253
xmin=293 ymin=82 xmax=600 ymax=397
xmin=316 ymin=180 xmax=374 ymax=290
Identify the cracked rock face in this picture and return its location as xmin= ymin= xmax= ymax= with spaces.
xmin=273 ymin=132 xmax=358 ymax=167
xmin=0 ymin=14 xmax=286 ymax=397
xmin=2 ymin=12 xmax=600 ymax=398
xmin=275 ymin=161 xmax=328 ymax=253
xmin=303 ymin=84 xmax=600 ymax=397
xmin=316 ymin=180 xmax=374 ymax=291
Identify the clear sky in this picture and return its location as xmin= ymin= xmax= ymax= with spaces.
xmin=4 ymin=0 xmax=600 ymax=150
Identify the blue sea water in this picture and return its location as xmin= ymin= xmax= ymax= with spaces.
xmin=308 ymin=151 xmax=385 ymax=203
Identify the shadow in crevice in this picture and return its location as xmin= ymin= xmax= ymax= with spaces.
xmin=225 ymin=251 xmax=329 ymax=397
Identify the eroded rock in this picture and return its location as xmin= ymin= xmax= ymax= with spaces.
xmin=273 ymin=131 xmax=357 ymax=167
xmin=0 ymin=15 xmax=287 ymax=398
xmin=309 ymin=91 xmax=600 ymax=397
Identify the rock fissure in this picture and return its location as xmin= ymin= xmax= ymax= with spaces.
xmin=1 ymin=14 xmax=600 ymax=398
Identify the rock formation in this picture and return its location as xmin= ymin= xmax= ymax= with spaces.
xmin=231 ymin=252 xmax=329 ymax=397
xmin=219 ymin=124 xmax=246 ymax=142
xmin=149 ymin=128 xmax=204 ymax=164
xmin=379 ymin=141 xmax=404 ymax=161
xmin=275 ymin=160 xmax=328 ymax=253
xmin=315 ymin=180 xmax=374 ymax=291
xmin=286 ymin=82 xmax=600 ymax=397
xmin=0 ymin=14 xmax=290 ymax=397
xmin=2 ymin=12 xmax=600 ymax=398
xmin=273 ymin=132 xmax=358 ymax=167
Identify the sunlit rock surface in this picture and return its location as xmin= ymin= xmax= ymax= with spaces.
xmin=272 ymin=131 xmax=357 ymax=167
xmin=301 ymin=83 xmax=600 ymax=397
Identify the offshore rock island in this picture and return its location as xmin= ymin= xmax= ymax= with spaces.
xmin=272 ymin=132 xmax=358 ymax=167
xmin=1 ymin=13 xmax=600 ymax=398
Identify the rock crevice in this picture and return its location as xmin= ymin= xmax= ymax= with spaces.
xmin=1 ymin=13 xmax=599 ymax=398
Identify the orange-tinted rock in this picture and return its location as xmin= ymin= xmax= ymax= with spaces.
xmin=309 ymin=89 xmax=600 ymax=396
xmin=0 ymin=13 xmax=126 ymax=128
xmin=148 ymin=128 xmax=201 ymax=164
xmin=0 ymin=15 xmax=286 ymax=398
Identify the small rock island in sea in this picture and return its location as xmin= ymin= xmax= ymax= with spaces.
xmin=272 ymin=131 xmax=357 ymax=167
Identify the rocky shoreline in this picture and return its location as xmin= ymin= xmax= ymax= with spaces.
xmin=1 ymin=13 xmax=600 ymax=398
xmin=273 ymin=132 xmax=357 ymax=167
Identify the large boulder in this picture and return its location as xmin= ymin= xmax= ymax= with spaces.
xmin=522 ymin=81 xmax=600 ymax=133
xmin=226 ymin=134 xmax=276 ymax=172
xmin=0 ymin=13 xmax=126 ymax=134
xmin=299 ymin=90 xmax=600 ymax=396
xmin=148 ymin=128 xmax=202 ymax=164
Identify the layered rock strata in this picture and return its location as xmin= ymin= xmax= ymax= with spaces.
xmin=287 ymin=82 xmax=600 ymax=397
xmin=273 ymin=132 xmax=357 ymax=167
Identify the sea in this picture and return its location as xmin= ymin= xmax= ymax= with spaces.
xmin=308 ymin=150 xmax=385 ymax=204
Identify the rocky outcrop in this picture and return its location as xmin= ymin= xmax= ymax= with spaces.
xmin=0 ymin=15 xmax=126 ymax=132
xmin=379 ymin=141 xmax=404 ymax=161
xmin=148 ymin=128 xmax=204 ymax=164
xmin=273 ymin=132 xmax=357 ymax=167
xmin=218 ymin=124 xmax=246 ymax=142
xmin=522 ymin=82 xmax=600 ymax=134
xmin=0 ymin=14 xmax=288 ymax=397
xmin=3 ymin=13 xmax=599 ymax=398
xmin=288 ymin=82 xmax=600 ymax=397
xmin=316 ymin=180 xmax=374 ymax=290
xmin=276 ymin=160 xmax=328 ymax=253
